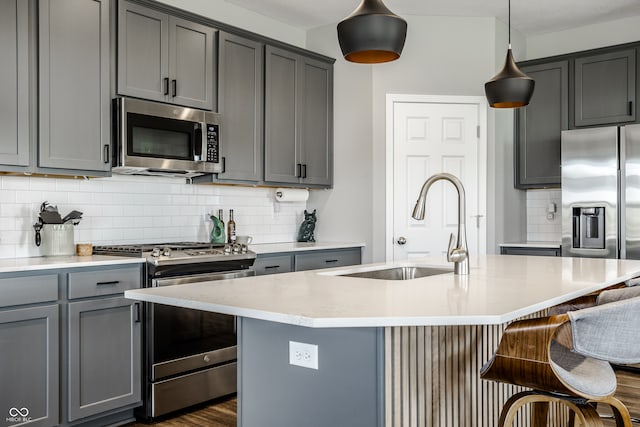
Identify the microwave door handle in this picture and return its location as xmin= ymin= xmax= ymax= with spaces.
xmin=194 ymin=124 xmax=203 ymax=162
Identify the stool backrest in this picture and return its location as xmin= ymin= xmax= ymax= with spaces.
xmin=568 ymin=296 xmax=640 ymax=365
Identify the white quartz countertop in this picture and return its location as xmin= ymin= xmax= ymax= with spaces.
xmin=250 ymin=241 xmax=364 ymax=255
xmin=125 ymin=255 xmax=640 ymax=328
xmin=499 ymin=241 xmax=561 ymax=248
xmin=0 ymin=255 xmax=145 ymax=273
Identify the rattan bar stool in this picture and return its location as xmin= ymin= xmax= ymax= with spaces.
xmin=481 ymin=287 xmax=640 ymax=427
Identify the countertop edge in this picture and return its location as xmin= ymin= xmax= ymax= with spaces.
xmin=250 ymin=241 xmax=365 ymax=255
xmin=0 ymin=256 xmax=145 ymax=274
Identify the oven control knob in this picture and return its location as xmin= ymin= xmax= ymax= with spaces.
xmin=162 ymin=247 xmax=171 ymax=257
xmin=203 ymin=355 xmax=211 ymax=363
xmin=151 ymin=248 xmax=161 ymax=257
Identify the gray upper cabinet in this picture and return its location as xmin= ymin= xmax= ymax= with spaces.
xmin=217 ymin=32 xmax=264 ymax=182
xmin=0 ymin=0 xmax=29 ymax=167
xmin=265 ymin=45 xmax=334 ymax=187
xmin=265 ymin=46 xmax=299 ymax=184
xmin=38 ymin=0 xmax=111 ymax=173
xmin=515 ymin=60 xmax=568 ymax=189
xmin=300 ymin=57 xmax=333 ymax=186
xmin=117 ymin=0 xmax=216 ymax=110
xmin=574 ymin=49 xmax=636 ymax=127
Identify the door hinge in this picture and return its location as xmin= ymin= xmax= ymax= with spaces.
xmin=476 ymin=125 xmax=480 ymax=139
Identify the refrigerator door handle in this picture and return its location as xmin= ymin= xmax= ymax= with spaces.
xmin=619 ymin=129 xmax=626 ymax=259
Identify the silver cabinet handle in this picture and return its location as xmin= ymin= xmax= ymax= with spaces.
xmin=397 ymin=236 xmax=407 ymax=245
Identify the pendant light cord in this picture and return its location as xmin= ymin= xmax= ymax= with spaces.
xmin=508 ymin=0 xmax=511 ymax=48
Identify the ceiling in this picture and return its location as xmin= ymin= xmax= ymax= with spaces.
xmin=224 ymin=0 xmax=640 ymax=37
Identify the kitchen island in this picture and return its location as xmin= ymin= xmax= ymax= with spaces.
xmin=125 ymin=255 xmax=640 ymax=427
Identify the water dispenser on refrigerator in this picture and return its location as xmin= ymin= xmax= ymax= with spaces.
xmin=572 ymin=207 xmax=605 ymax=250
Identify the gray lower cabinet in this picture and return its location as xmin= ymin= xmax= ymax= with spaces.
xmin=0 ymin=264 xmax=143 ymax=427
xmin=0 ymin=304 xmax=59 ymax=427
xmin=117 ymin=0 xmax=216 ymax=110
xmin=38 ymin=0 xmax=111 ymax=173
xmin=65 ymin=265 xmax=142 ymax=422
xmin=0 ymin=0 xmax=29 ymax=167
xmin=264 ymin=45 xmax=333 ymax=187
xmin=574 ymin=49 xmax=636 ymax=127
xmin=500 ymin=246 xmax=561 ymax=256
xmin=252 ymin=254 xmax=294 ymax=275
xmin=515 ymin=60 xmax=568 ymax=189
xmin=253 ymin=247 xmax=362 ymax=275
xmin=216 ymin=32 xmax=264 ymax=182
xmin=294 ymin=248 xmax=361 ymax=272
xmin=67 ymin=296 xmax=141 ymax=421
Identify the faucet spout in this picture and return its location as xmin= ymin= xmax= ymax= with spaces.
xmin=412 ymin=173 xmax=469 ymax=275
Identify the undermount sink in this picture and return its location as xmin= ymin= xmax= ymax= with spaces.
xmin=339 ymin=266 xmax=452 ymax=280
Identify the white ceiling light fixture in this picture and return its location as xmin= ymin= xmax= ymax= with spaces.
xmin=484 ymin=0 xmax=535 ymax=108
xmin=337 ymin=0 xmax=407 ymax=64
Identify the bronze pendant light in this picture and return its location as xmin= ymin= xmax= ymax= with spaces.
xmin=337 ymin=0 xmax=407 ymax=64
xmin=484 ymin=0 xmax=535 ymax=108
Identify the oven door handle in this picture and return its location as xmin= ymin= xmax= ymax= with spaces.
xmin=152 ymin=269 xmax=255 ymax=287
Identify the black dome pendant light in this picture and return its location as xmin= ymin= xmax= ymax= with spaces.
xmin=337 ymin=0 xmax=407 ymax=64
xmin=484 ymin=0 xmax=535 ymax=108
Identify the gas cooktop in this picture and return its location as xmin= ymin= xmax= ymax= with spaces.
xmin=93 ymin=241 xmax=255 ymax=266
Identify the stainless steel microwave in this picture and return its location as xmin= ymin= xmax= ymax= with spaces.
xmin=112 ymin=97 xmax=222 ymax=177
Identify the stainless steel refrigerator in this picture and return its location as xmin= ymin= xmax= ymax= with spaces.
xmin=561 ymin=124 xmax=640 ymax=259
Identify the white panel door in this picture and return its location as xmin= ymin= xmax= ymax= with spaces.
xmin=390 ymin=98 xmax=486 ymax=264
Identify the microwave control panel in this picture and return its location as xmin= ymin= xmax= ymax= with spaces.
xmin=206 ymin=124 xmax=219 ymax=163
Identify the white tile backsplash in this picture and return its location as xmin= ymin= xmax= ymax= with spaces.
xmin=0 ymin=174 xmax=307 ymax=259
xmin=526 ymin=189 xmax=561 ymax=242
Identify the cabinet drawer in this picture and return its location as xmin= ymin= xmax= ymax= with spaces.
xmin=252 ymin=255 xmax=293 ymax=276
xmin=500 ymin=247 xmax=561 ymax=256
xmin=295 ymin=248 xmax=361 ymax=272
xmin=0 ymin=274 xmax=58 ymax=308
xmin=68 ymin=266 xmax=141 ymax=299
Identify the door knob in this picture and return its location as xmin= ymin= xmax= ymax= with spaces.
xmin=397 ymin=236 xmax=407 ymax=245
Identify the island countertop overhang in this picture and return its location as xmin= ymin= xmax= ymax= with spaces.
xmin=124 ymin=255 xmax=640 ymax=328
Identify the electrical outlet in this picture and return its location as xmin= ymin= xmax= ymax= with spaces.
xmin=289 ymin=341 xmax=318 ymax=370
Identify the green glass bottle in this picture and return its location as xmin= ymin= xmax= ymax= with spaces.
xmin=210 ymin=209 xmax=226 ymax=244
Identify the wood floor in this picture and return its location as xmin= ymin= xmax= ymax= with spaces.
xmin=125 ymin=396 xmax=237 ymax=427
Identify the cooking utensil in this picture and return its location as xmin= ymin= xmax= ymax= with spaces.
xmin=33 ymin=220 xmax=43 ymax=246
xmin=39 ymin=210 xmax=63 ymax=224
xmin=62 ymin=210 xmax=83 ymax=223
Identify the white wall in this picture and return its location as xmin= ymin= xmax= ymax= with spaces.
xmin=368 ymin=16 xmax=527 ymax=261
xmin=0 ymin=175 xmax=306 ymax=259
xmin=154 ymin=0 xmax=306 ymax=47
xmin=527 ymin=15 xmax=640 ymax=60
xmin=306 ymin=26 xmax=374 ymax=263
xmin=526 ymin=189 xmax=561 ymax=242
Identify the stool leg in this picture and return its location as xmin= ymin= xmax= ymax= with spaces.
xmin=601 ymin=396 xmax=633 ymax=427
xmin=498 ymin=392 xmax=604 ymax=427
xmin=531 ymin=401 xmax=549 ymax=427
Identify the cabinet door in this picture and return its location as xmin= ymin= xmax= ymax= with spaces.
xmin=0 ymin=305 xmax=59 ymax=427
xmin=294 ymin=248 xmax=362 ymax=272
xmin=515 ymin=60 xmax=568 ymax=188
xmin=67 ymin=296 xmax=141 ymax=421
xmin=574 ymin=49 xmax=636 ymax=126
xmin=265 ymin=46 xmax=300 ymax=184
xmin=168 ymin=16 xmax=215 ymax=110
xmin=38 ymin=0 xmax=111 ymax=172
xmin=0 ymin=0 xmax=29 ymax=167
xmin=217 ymin=32 xmax=264 ymax=182
xmin=252 ymin=254 xmax=293 ymax=275
xmin=300 ymin=57 xmax=333 ymax=186
xmin=117 ymin=0 xmax=168 ymax=103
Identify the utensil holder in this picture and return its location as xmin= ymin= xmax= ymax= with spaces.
xmin=41 ymin=224 xmax=75 ymax=256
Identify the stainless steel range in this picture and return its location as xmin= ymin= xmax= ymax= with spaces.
xmin=93 ymin=242 xmax=255 ymax=420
